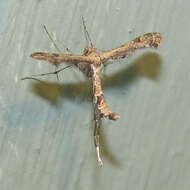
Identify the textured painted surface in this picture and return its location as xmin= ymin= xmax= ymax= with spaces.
xmin=0 ymin=0 xmax=190 ymax=190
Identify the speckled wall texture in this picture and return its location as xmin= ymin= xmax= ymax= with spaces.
xmin=0 ymin=0 xmax=190 ymax=190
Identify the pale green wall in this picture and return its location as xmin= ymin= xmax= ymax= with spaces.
xmin=0 ymin=0 xmax=190 ymax=190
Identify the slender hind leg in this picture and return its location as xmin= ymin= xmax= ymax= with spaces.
xmin=93 ymin=108 xmax=103 ymax=166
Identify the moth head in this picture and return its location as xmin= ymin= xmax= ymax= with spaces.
xmin=83 ymin=46 xmax=96 ymax=55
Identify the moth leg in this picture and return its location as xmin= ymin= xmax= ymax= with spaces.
xmin=94 ymin=110 xmax=103 ymax=167
xmin=101 ymin=62 xmax=109 ymax=77
xmin=21 ymin=65 xmax=72 ymax=81
xmin=43 ymin=25 xmax=73 ymax=54
xmin=43 ymin=24 xmax=61 ymax=80
xmin=43 ymin=25 xmax=74 ymax=80
xmin=32 ymin=65 xmax=71 ymax=77
xmin=82 ymin=16 xmax=93 ymax=47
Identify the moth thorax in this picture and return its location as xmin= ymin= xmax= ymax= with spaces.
xmin=83 ymin=46 xmax=96 ymax=55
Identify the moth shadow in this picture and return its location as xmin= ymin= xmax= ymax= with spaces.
xmin=103 ymin=52 xmax=162 ymax=89
xmin=100 ymin=125 xmax=121 ymax=167
xmin=29 ymin=52 xmax=162 ymax=105
xmin=29 ymin=79 xmax=92 ymax=105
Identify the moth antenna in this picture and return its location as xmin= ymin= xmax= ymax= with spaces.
xmin=82 ymin=16 xmax=93 ymax=47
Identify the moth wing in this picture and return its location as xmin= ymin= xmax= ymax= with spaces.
xmin=31 ymin=52 xmax=91 ymax=66
xmin=100 ymin=33 xmax=162 ymax=62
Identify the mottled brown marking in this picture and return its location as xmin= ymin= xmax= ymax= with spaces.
xmin=100 ymin=33 xmax=162 ymax=61
xmin=97 ymin=94 xmax=104 ymax=105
